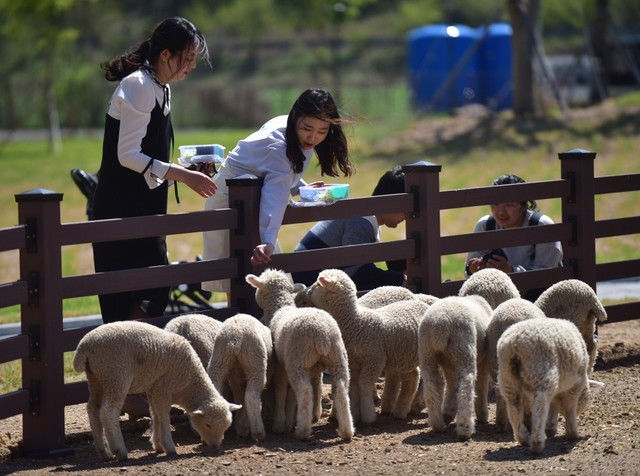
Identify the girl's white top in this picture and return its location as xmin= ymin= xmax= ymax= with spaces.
xmin=106 ymin=69 xmax=171 ymax=189
xmin=214 ymin=115 xmax=315 ymax=245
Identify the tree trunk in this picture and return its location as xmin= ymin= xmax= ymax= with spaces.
xmin=507 ymin=0 xmax=538 ymax=118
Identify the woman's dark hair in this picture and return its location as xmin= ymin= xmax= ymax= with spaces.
xmin=101 ymin=17 xmax=210 ymax=82
xmin=285 ymin=88 xmax=354 ymax=177
xmin=492 ymin=173 xmax=537 ymax=210
xmin=372 ymin=166 xmax=405 ymax=196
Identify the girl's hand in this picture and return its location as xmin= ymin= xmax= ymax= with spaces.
xmin=250 ymin=243 xmax=275 ymax=265
xmin=485 ymin=255 xmax=513 ymax=273
xmin=467 ymin=257 xmax=486 ymax=275
xmin=167 ymin=165 xmax=217 ymax=198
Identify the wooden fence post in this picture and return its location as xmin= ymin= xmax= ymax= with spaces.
xmin=402 ymin=161 xmax=443 ymax=295
xmin=15 ymin=188 xmax=71 ymax=457
xmin=227 ymin=176 xmax=263 ymax=317
xmin=559 ymin=148 xmax=598 ymax=290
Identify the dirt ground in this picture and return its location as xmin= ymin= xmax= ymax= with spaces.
xmin=0 ymin=319 xmax=639 ymax=476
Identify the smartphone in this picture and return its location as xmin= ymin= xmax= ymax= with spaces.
xmin=482 ymin=248 xmax=507 ymax=262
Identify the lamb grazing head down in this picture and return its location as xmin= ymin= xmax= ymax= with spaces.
xmin=73 ymin=321 xmax=241 ymax=462
xmin=459 ymin=268 xmax=520 ymax=309
xmin=486 ymin=298 xmax=548 ymax=431
xmin=418 ymin=295 xmax=492 ymax=441
xmin=497 ymin=317 xmax=604 ymax=454
xmin=535 ymin=279 xmax=608 ymax=372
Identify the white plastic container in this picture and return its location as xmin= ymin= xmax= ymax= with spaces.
xmin=299 ymin=183 xmax=349 ymax=202
xmin=178 ymin=144 xmax=225 ymax=167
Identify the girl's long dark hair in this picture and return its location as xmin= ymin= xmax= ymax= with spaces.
xmin=101 ymin=16 xmax=210 ymax=82
xmin=285 ymin=88 xmax=354 ymax=177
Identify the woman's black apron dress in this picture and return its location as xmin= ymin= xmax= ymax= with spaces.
xmin=92 ymin=94 xmax=172 ymax=323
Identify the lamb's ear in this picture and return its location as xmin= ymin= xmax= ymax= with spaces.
xmin=229 ymin=403 xmax=242 ymax=412
xmin=245 ymin=274 xmax=261 ymax=289
xmin=588 ymin=379 xmax=605 ymax=393
xmin=318 ymin=276 xmax=331 ymax=289
xmin=292 ymin=283 xmax=306 ymax=293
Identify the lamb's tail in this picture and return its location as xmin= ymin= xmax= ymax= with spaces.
xmin=590 ymin=296 xmax=608 ymax=323
xmin=73 ymin=345 xmax=87 ymax=373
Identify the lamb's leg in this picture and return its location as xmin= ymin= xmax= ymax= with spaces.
xmin=86 ymin=380 xmax=113 ymax=462
xmin=244 ymin=371 xmax=267 ymax=442
xmin=328 ymin=364 xmax=354 ymax=440
xmin=284 ymin=384 xmax=297 ymax=433
xmin=148 ymin=394 xmax=176 ymax=455
xmin=530 ymin=389 xmax=551 ymax=454
xmin=271 ymin=361 xmax=289 ymax=433
xmin=502 ymin=387 xmax=530 ymax=446
xmin=495 ymin=390 xmax=510 ymax=432
xmin=559 ymin=394 xmax=580 ymax=439
xmin=410 ymin=377 xmax=426 ymax=414
xmin=310 ymin=365 xmax=323 ymax=422
xmin=358 ymin=365 xmax=381 ymax=424
xmin=393 ymin=368 xmax=420 ymax=419
xmin=229 ymin=373 xmax=250 ymax=438
xmin=545 ymin=398 xmax=560 ymax=437
xmin=422 ymin=357 xmax=446 ymax=431
xmin=289 ymin=371 xmax=314 ymax=440
xmin=442 ymin=367 xmax=458 ymax=425
xmin=349 ymin=366 xmax=362 ymax=424
xmin=381 ymin=371 xmax=400 ymax=414
xmin=475 ymin=356 xmax=490 ymax=424
xmin=455 ymin=367 xmax=477 ymax=441
xmin=100 ymin=399 xmax=128 ymax=461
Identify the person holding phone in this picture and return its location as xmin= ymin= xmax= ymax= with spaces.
xmin=464 ymin=174 xmax=563 ymax=301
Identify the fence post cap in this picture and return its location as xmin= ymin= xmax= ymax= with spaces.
xmin=402 ymin=161 xmax=442 ymax=173
xmin=15 ymin=188 xmax=63 ymax=203
xmin=558 ymin=149 xmax=597 ymax=160
xmin=226 ymin=175 xmax=264 ymax=187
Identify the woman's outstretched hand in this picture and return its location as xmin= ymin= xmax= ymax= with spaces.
xmin=250 ymin=243 xmax=275 ymax=265
xmin=167 ymin=166 xmax=217 ymax=198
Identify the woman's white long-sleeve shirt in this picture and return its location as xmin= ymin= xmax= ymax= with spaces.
xmin=212 ymin=115 xmax=314 ymax=246
xmin=106 ymin=69 xmax=171 ymax=188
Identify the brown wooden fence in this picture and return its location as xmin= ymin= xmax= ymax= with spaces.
xmin=0 ymin=149 xmax=638 ymax=456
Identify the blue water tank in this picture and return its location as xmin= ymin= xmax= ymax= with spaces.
xmin=478 ymin=22 xmax=513 ymax=110
xmin=407 ymin=24 xmax=481 ymax=111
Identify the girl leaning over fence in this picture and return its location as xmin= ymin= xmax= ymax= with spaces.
xmin=202 ymin=88 xmax=355 ymax=305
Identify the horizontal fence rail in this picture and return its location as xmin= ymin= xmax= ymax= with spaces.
xmin=0 ymin=151 xmax=638 ymax=456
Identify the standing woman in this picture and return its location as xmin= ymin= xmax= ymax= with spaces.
xmin=92 ymin=17 xmax=217 ymax=323
xmin=202 ymin=88 xmax=354 ymax=302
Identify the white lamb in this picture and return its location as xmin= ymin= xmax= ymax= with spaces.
xmin=357 ymin=285 xmax=438 ymax=309
xmin=459 ymin=268 xmax=520 ymax=309
xmin=300 ymin=268 xmax=429 ymax=424
xmin=164 ymin=313 xmax=223 ymax=368
xmin=73 ymin=321 xmax=240 ymax=462
xmin=418 ymin=295 xmax=492 ymax=440
xmin=246 ymin=269 xmax=354 ymax=441
xmin=206 ymin=313 xmax=273 ymax=442
xmin=497 ymin=317 xmax=604 ymax=454
xmin=355 ymin=286 xmax=438 ymax=413
xmin=534 ymin=279 xmax=608 ymax=372
xmin=486 ymin=298 xmax=547 ymax=431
